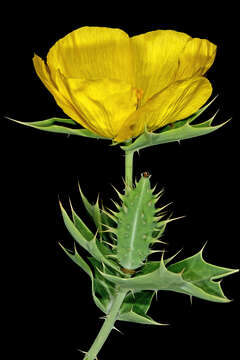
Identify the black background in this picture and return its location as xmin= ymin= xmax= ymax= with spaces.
xmin=1 ymin=2 xmax=239 ymax=359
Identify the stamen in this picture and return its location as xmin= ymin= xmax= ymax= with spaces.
xmin=134 ymin=87 xmax=144 ymax=108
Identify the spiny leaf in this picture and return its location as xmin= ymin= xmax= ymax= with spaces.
xmin=59 ymin=201 xmax=122 ymax=274
xmin=167 ymin=246 xmax=239 ymax=300
xmin=118 ymin=291 xmax=165 ymax=325
xmin=98 ymin=248 xmax=238 ymax=303
xmin=118 ymin=311 xmax=162 ymax=325
xmin=78 ymin=185 xmax=105 ymax=241
xmin=59 ymin=200 xmax=89 ymax=252
xmin=78 ymin=185 xmax=100 ymax=226
xmin=69 ymin=199 xmax=94 ymax=241
xmin=121 ymin=99 xmax=229 ymax=152
xmin=58 ymin=243 xmax=106 ymax=313
xmin=88 ymin=257 xmax=117 ymax=313
xmin=6 ymin=116 xmax=109 ymax=139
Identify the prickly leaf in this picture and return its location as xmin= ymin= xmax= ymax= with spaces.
xmin=6 ymin=116 xmax=108 ymax=139
xmin=167 ymin=248 xmax=239 ymax=300
xmin=119 ymin=291 xmax=164 ymax=325
xmin=70 ymin=201 xmax=94 ymax=241
xmin=121 ymin=101 xmax=228 ymax=152
xmin=88 ymin=257 xmax=117 ymax=314
xmin=99 ymin=248 xmax=238 ymax=303
xmin=116 ymin=175 xmax=157 ymax=270
xmin=59 ymin=243 xmax=106 ymax=313
xmin=78 ymin=186 xmax=106 ymax=240
xmin=59 ymin=201 xmax=122 ymax=274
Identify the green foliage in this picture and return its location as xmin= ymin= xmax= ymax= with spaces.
xmin=5 ymin=116 xmax=109 ymax=139
xmin=59 ymin=201 xmax=122 ymax=274
xmin=99 ymin=248 xmax=238 ymax=303
xmin=121 ymin=98 xmax=229 ymax=152
xmin=59 ymin=175 xmax=238 ymax=329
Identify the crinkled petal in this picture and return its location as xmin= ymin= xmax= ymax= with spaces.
xmin=177 ymin=38 xmax=217 ymax=79
xmin=115 ymin=77 xmax=212 ymax=142
xmin=47 ymin=26 xmax=134 ymax=84
xmin=130 ymin=30 xmax=191 ymax=103
xmin=57 ymin=76 xmax=138 ymax=138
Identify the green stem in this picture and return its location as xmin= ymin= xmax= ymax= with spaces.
xmin=125 ymin=148 xmax=134 ymax=191
xmin=83 ymin=288 xmax=128 ymax=360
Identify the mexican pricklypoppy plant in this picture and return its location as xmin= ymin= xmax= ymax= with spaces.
xmin=7 ymin=27 xmax=238 ymax=360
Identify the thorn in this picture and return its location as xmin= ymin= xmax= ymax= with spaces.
xmin=150 ymin=249 xmax=165 ymax=255
xmin=154 ymin=216 xmax=165 ymax=223
xmin=111 ymin=184 xmax=124 ymax=201
xmin=189 ymin=295 xmax=193 ymax=306
xmin=155 ymin=290 xmax=158 ymax=301
xmin=68 ymin=197 xmax=74 ymax=212
xmin=76 ymin=348 xmax=87 ymax=355
xmin=58 ymin=242 xmax=74 ymax=254
xmin=153 ymin=188 xmax=165 ymax=199
xmin=151 ymin=237 xmax=167 ymax=245
xmin=160 ymin=250 xmax=166 ymax=262
xmin=150 ymin=184 xmax=158 ymax=194
xmin=99 ymin=315 xmax=107 ymax=320
xmin=101 ymin=208 xmax=118 ymax=223
xmin=155 ymin=201 xmax=173 ymax=213
xmin=92 ymin=229 xmax=99 ymax=241
xmin=200 ymin=240 xmax=208 ymax=254
xmin=163 ymin=215 xmax=186 ymax=224
xmin=101 ymin=224 xmax=117 ymax=234
xmin=105 ymin=207 xmax=118 ymax=217
xmin=112 ymin=326 xmax=124 ymax=335
xmin=106 ymin=254 xmax=118 ymax=259
xmin=110 ymin=199 xmax=121 ymax=211
xmin=102 ymin=241 xmax=116 ymax=249
xmin=95 ymin=193 xmax=100 ymax=207
xmin=178 ymin=267 xmax=185 ymax=276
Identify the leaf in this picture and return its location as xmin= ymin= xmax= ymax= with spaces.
xmin=134 ymin=250 xmax=183 ymax=276
xmin=59 ymin=201 xmax=89 ymax=252
xmin=120 ymin=290 xmax=153 ymax=314
xmin=60 ymin=243 xmax=166 ymax=325
xmin=118 ymin=310 xmax=161 ymax=326
xmin=6 ymin=116 xmax=109 ymax=139
xmin=78 ymin=186 xmax=115 ymax=244
xmin=59 ymin=242 xmax=120 ymax=315
xmin=59 ymin=243 xmax=106 ymax=313
xmin=167 ymin=247 xmax=239 ymax=301
xmin=121 ymin=101 xmax=229 ymax=152
xmin=78 ymin=185 xmax=103 ymax=235
xmin=118 ymin=290 xmax=164 ymax=325
xmin=98 ymin=249 xmax=238 ymax=303
xmin=69 ymin=200 xmax=95 ymax=241
xmin=59 ymin=201 xmax=122 ymax=274
xmin=88 ymin=257 xmax=117 ymax=314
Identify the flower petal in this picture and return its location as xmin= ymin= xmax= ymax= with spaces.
xmin=130 ymin=30 xmax=191 ymax=103
xmin=33 ymin=54 xmax=56 ymax=94
xmin=177 ymin=38 xmax=217 ymax=79
xmin=57 ymin=76 xmax=138 ymax=138
xmin=115 ymin=77 xmax=212 ymax=142
xmin=47 ymin=26 xmax=134 ymax=84
xmin=33 ymin=54 xmax=90 ymax=129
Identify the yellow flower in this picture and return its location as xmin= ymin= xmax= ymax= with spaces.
xmin=33 ymin=27 xmax=216 ymax=142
